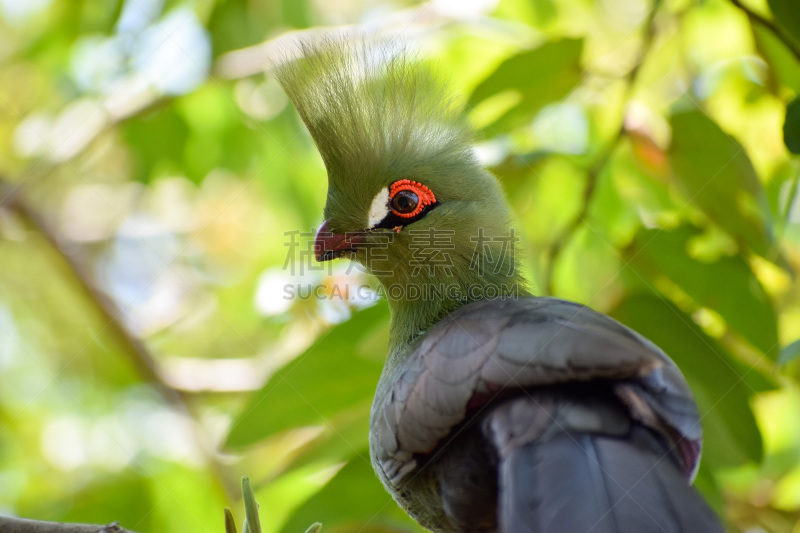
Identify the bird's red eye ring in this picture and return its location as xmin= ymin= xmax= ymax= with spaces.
xmin=388 ymin=180 xmax=436 ymax=218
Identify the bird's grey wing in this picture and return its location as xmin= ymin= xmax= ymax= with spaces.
xmin=371 ymin=297 xmax=702 ymax=486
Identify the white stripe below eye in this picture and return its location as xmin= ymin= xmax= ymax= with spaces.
xmin=367 ymin=187 xmax=390 ymax=228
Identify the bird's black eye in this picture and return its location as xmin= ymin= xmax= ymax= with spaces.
xmin=387 ymin=179 xmax=435 ymax=220
xmin=391 ymin=190 xmax=419 ymax=215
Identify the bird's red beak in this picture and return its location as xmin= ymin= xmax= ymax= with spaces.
xmin=314 ymin=220 xmax=367 ymax=261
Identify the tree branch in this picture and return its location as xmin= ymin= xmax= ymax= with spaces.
xmin=729 ymin=0 xmax=800 ymax=63
xmin=542 ymin=2 xmax=661 ymax=294
xmin=0 ymin=517 xmax=139 ymax=533
xmin=3 ymin=183 xmax=178 ymax=397
xmin=0 ymin=180 xmax=240 ymax=504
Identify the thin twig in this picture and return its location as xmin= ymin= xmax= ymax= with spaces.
xmin=729 ymin=0 xmax=800 ymax=63
xmin=543 ymin=3 xmax=661 ymax=294
xmin=0 ymin=516 xmax=139 ymax=533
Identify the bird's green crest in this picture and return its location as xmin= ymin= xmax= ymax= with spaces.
xmin=274 ymin=36 xmax=472 ymax=173
xmin=276 ymin=35 xmax=529 ymax=349
xmin=274 ymin=36 xmax=476 ymax=227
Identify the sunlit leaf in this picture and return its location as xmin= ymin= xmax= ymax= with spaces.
xmin=468 ymin=39 xmax=583 ymax=132
xmin=226 ymin=303 xmax=388 ymax=448
xmin=626 ymin=226 xmax=779 ymax=358
xmin=279 ymin=456 xmax=418 ymax=533
xmin=669 ymin=110 xmax=773 ymax=258
xmin=283 ymin=403 xmax=371 ymax=471
xmin=611 ymin=294 xmax=764 ymax=468
xmin=37 ymin=474 xmax=154 ymax=530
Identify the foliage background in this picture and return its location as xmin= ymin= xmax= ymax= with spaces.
xmin=1 ymin=0 xmax=800 ymax=531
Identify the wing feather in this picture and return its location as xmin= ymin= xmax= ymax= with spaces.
xmin=371 ymin=297 xmax=701 ymax=486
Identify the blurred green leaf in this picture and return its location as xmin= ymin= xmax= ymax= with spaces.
xmin=693 ymin=464 xmax=725 ymax=517
xmin=207 ymin=0 xmax=281 ymax=56
xmin=225 ymin=508 xmax=238 ymax=533
xmin=303 ymin=523 xmax=322 ymax=533
xmin=490 ymin=150 xmax=551 ymax=196
xmin=611 ymin=294 xmax=763 ymax=468
xmin=779 ymin=339 xmax=800 ymax=365
xmin=669 ymin=110 xmax=773 ymax=257
xmin=626 ymin=226 xmax=779 ymax=358
xmin=784 ymin=96 xmax=800 ymax=154
xmin=468 ymin=39 xmax=583 ymax=132
xmin=753 ymin=25 xmax=800 ymax=93
xmin=283 ymin=404 xmax=371 ymax=472
xmin=282 ymin=0 xmax=312 ymax=28
xmin=765 ymin=160 xmax=800 ymax=230
xmin=79 ymin=0 xmax=124 ymax=34
xmin=122 ymin=108 xmax=189 ymax=183
xmin=768 ymin=0 xmax=800 ymax=45
xmin=243 ymin=476 xmax=262 ymax=533
xmin=226 ymin=304 xmax=388 ymax=448
xmin=279 ymin=456 xmax=417 ymax=533
xmin=25 ymin=473 xmax=153 ymax=530
xmin=494 ymin=0 xmax=554 ymax=26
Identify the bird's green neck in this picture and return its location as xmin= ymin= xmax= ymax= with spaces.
xmin=376 ymin=230 xmax=530 ymax=356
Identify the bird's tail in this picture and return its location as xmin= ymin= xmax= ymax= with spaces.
xmin=484 ymin=395 xmax=724 ymax=533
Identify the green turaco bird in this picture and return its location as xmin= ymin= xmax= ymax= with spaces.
xmin=275 ymin=36 xmax=724 ymax=533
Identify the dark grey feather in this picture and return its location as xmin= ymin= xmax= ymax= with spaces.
xmin=488 ymin=397 xmax=723 ymax=533
xmin=369 ymin=297 xmax=718 ymax=532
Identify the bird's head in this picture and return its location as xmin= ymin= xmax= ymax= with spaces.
xmin=275 ymin=36 xmax=527 ymax=336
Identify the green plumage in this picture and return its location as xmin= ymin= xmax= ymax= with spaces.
xmin=274 ymin=37 xmax=472 ymax=193
xmin=275 ymin=36 xmax=529 ymax=351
